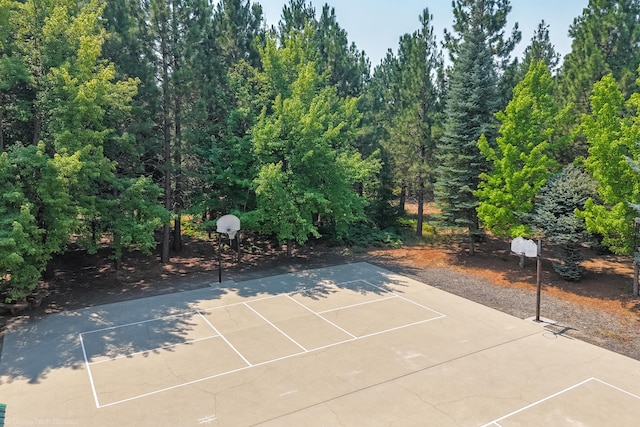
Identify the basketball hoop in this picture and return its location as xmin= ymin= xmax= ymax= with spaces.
xmin=216 ymin=214 xmax=240 ymax=240
xmin=215 ymin=214 xmax=241 ymax=284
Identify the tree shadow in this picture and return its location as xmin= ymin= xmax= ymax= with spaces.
xmin=0 ymin=286 xmax=227 ymax=385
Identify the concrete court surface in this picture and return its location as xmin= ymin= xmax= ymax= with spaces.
xmin=1 ymin=262 xmax=640 ymax=426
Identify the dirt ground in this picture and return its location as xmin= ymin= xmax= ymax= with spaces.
xmin=2 ymin=226 xmax=640 ymax=363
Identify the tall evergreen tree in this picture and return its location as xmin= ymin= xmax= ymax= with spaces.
xmin=384 ymin=9 xmax=444 ymax=236
xmin=520 ymin=20 xmax=560 ymax=75
xmin=558 ymin=0 xmax=640 ymax=119
xmin=436 ymin=0 xmax=515 ymax=252
xmin=314 ymin=5 xmax=369 ymax=98
xmin=444 ymin=0 xmax=521 ymax=109
xmin=188 ymin=0 xmax=264 ymax=223
xmin=360 ymin=51 xmax=402 ymax=227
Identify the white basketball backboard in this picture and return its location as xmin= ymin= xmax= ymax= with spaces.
xmin=511 ymin=236 xmax=538 ymax=258
xmin=216 ymin=214 xmax=240 ymax=239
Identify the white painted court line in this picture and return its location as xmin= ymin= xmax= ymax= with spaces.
xmin=243 ymin=302 xmax=308 ymax=352
xmin=88 ymin=278 xmax=448 ymax=408
xmin=78 ymin=333 xmax=100 ymax=408
xmin=359 ymin=317 xmax=446 ymax=339
xmin=479 ymin=377 xmax=640 ymax=427
xmin=316 ymin=295 xmax=398 ymax=314
xmin=593 ymin=377 xmax=640 ymax=400
xmin=195 ymin=310 xmax=253 ymax=367
xmin=87 ymin=335 xmax=221 ymax=365
xmin=285 ymin=294 xmax=357 ymax=339
xmin=79 ymin=310 xmax=197 ymax=335
xmin=362 ymin=279 xmax=447 ymax=318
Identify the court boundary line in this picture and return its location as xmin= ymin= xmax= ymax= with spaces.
xmin=195 ymin=310 xmax=252 ymax=367
xmin=242 ymin=302 xmax=308 ymax=352
xmin=79 ymin=278 xmax=447 ymax=408
xmin=480 ymin=377 xmax=640 ymax=427
xmin=88 ymin=335 xmax=221 ymax=365
xmin=285 ymin=294 xmax=358 ymax=339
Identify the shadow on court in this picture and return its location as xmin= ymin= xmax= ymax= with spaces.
xmin=0 ymin=287 xmax=229 ymax=384
xmin=0 ymin=263 xmax=408 ymax=385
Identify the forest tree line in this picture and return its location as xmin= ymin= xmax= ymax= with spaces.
xmin=2 ymin=0 xmax=640 ymax=301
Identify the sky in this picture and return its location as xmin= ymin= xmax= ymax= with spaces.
xmin=256 ymin=0 xmax=590 ymax=67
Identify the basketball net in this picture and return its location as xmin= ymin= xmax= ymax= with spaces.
xmin=226 ymin=230 xmax=237 ymax=241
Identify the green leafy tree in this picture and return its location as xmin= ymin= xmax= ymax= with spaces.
xmin=250 ymin=30 xmax=379 ymax=248
xmin=40 ymin=0 xmax=167 ymax=267
xmin=529 ymin=165 xmax=598 ymax=281
xmin=477 ymin=61 xmax=567 ymax=237
xmin=0 ymin=143 xmax=76 ymax=302
xmin=1 ymin=0 xmax=169 ymax=274
xmin=578 ymin=74 xmax=639 ymax=254
xmin=192 ymin=0 xmax=264 ymax=217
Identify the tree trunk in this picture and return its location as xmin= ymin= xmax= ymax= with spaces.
xmin=468 ymin=230 xmax=475 ymax=256
xmin=171 ymin=4 xmax=182 ymax=252
xmin=399 ymin=184 xmax=407 ymax=214
xmin=173 ymin=215 xmax=182 ymax=251
xmin=160 ymin=18 xmax=171 ymax=264
xmin=0 ymin=106 xmax=4 ymax=152
xmin=416 ymin=182 xmax=424 ymax=236
xmin=113 ymin=232 xmax=122 ymax=271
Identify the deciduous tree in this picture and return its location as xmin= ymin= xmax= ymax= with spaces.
xmin=477 ymin=61 xmax=567 ymax=237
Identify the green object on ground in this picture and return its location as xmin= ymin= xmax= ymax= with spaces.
xmin=0 ymin=403 xmax=6 ymax=427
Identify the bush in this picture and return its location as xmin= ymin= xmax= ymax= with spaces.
xmin=332 ymin=222 xmax=403 ymax=248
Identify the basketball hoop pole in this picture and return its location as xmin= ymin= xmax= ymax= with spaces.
xmin=218 ymin=232 xmax=222 ymax=283
xmin=535 ymin=239 xmax=542 ymax=322
xmin=215 ymin=214 xmax=241 ymax=284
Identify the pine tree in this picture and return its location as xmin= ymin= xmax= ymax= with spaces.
xmin=559 ymin=0 xmax=640 ymax=116
xmin=529 ymin=165 xmax=597 ymax=281
xmin=436 ymin=9 xmax=500 ymax=252
xmin=521 ymin=21 xmax=560 ymax=74
xmin=444 ymin=0 xmax=521 ymax=110
xmin=383 ymin=9 xmax=444 ymax=236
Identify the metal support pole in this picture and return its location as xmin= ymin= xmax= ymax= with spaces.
xmin=535 ymin=239 xmax=542 ymax=322
xmin=634 ymin=261 xmax=639 ymax=296
xmin=218 ymin=232 xmax=222 ymax=283
xmin=236 ymin=232 xmax=241 ymax=262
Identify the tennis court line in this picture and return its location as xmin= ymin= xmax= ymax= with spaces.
xmin=79 ymin=310 xmax=197 ymax=335
xmin=87 ymin=335 xmax=222 ymax=365
xmin=195 ymin=310 xmax=252 ymax=367
xmin=479 ymin=377 xmax=640 ymax=427
xmin=243 ymin=302 xmax=308 ymax=352
xmin=82 ymin=279 xmax=447 ymax=408
xmin=285 ymin=294 xmax=357 ymax=339
xmin=316 ymin=295 xmax=398 ymax=314
xmin=78 ymin=333 xmax=100 ymax=409
xmin=362 ymin=279 xmax=447 ymax=317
